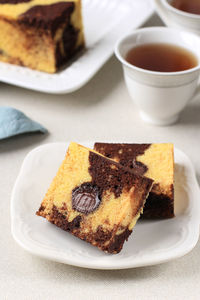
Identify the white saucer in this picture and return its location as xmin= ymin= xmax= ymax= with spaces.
xmin=11 ymin=142 xmax=200 ymax=269
xmin=0 ymin=0 xmax=153 ymax=94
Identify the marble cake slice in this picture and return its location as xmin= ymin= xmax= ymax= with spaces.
xmin=94 ymin=143 xmax=174 ymax=219
xmin=0 ymin=0 xmax=84 ymax=73
xmin=36 ymin=142 xmax=153 ymax=254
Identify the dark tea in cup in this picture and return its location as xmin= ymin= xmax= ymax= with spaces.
xmin=171 ymin=0 xmax=200 ymax=15
xmin=126 ymin=43 xmax=198 ymax=72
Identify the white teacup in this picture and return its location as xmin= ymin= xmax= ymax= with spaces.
xmin=115 ymin=27 xmax=200 ymax=126
xmin=154 ymin=0 xmax=200 ymax=35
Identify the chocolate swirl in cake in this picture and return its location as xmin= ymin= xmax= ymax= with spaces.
xmin=0 ymin=0 xmax=31 ymax=3
xmin=50 ymin=206 xmax=82 ymax=231
xmin=89 ymin=151 xmax=152 ymax=198
xmin=71 ymin=150 xmax=153 ymax=215
xmin=19 ymin=2 xmax=74 ymax=34
xmin=132 ymin=160 xmax=148 ymax=176
xmin=94 ymin=143 xmax=151 ymax=176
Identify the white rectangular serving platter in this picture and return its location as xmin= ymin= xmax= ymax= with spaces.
xmin=0 ymin=0 xmax=154 ymax=94
xmin=11 ymin=142 xmax=200 ymax=270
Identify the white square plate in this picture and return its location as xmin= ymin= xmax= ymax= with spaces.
xmin=11 ymin=142 xmax=200 ymax=270
xmin=0 ymin=0 xmax=153 ymax=94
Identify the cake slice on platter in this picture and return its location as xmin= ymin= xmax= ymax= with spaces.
xmin=94 ymin=143 xmax=174 ymax=219
xmin=37 ymin=142 xmax=153 ymax=254
xmin=0 ymin=0 xmax=85 ymax=73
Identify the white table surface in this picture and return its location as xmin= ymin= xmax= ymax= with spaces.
xmin=1 ymin=13 xmax=200 ymax=300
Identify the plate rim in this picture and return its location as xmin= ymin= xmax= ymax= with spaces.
xmin=0 ymin=0 xmax=154 ymax=94
xmin=11 ymin=142 xmax=200 ymax=270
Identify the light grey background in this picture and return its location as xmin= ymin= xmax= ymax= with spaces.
xmin=1 ymin=14 xmax=200 ymax=300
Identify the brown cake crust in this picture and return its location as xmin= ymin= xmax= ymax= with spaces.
xmin=94 ymin=143 xmax=174 ymax=219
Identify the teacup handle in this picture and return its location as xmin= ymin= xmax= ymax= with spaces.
xmin=154 ymin=0 xmax=170 ymax=25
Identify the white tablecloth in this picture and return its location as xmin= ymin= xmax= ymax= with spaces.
xmin=0 ymin=13 xmax=200 ymax=300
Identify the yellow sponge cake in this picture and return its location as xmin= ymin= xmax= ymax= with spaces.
xmin=36 ymin=142 xmax=153 ymax=254
xmin=0 ymin=0 xmax=85 ymax=73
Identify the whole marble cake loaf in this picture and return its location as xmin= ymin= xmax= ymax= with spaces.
xmin=36 ymin=142 xmax=153 ymax=254
xmin=94 ymin=143 xmax=174 ymax=219
xmin=0 ymin=0 xmax=85 ymax=73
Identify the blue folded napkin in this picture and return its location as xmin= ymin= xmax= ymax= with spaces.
xmin=0 ymin=106 xmax=47 ymax=140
